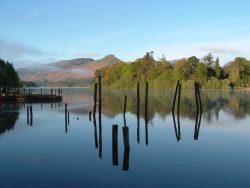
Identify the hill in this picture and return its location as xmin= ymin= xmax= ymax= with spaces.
xmin=17 ymin=55 xmax=122 ymax=86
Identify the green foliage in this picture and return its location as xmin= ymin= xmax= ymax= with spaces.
xmin=0 ymin=59 xmax=20 ymax=89
xmin=94 ymin=52 xmax=250 ymax=89
xmin=215 ymin=57 xmax=221 ymax=78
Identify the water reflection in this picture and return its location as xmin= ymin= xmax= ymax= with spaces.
xmin=0 ymin=102 xmax=20 ymax=135
xmin=95 ymin=89 xmax=250 ymax=122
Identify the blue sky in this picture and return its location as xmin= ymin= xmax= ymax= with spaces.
xmin=0 ymin=0 xmax=250 ymax=67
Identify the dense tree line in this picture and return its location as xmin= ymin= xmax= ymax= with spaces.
xmin=0 ymin=59 xmax=20 ymax=89
xmin=95 ymin=52 xmax=250 ymax=89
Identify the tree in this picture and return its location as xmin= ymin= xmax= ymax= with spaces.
xmin=215 ymin=57 xmax=221 ymax=79
xmin=203 ymin=53 xmax=214 ymax=66
xmin=173 ymin=59 xmax=191 ymax=80
xmin=194 ymin=63 xmax=208 ymax=84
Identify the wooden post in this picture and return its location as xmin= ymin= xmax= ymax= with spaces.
xmin=145 ymin=81 xmax=148 ymax=145
xmin=112 ymin=125 xmax=118 ymax=166
xmin=93 ymin=83 xmax=97 ymax=117
xmin=65 ymin=103 xmax=68 ymax=133
xmin=172 ymin=80 xmax=180 ymax=112
xmin=89 ymin=111 xmax=92 ymax=121
xmin=123 ymin=95 xmax=127 ymax=127
xmin=51 ymin=89 xmax=53 ymax=96
xmin=177 ymin=83 xmax=181 ymax=140
xmin=98 ymin=75 xmax=102 ymax=159
xmin=123 ymin=95 xmax=127 ymax=118
xmin=68 ymin=110 xmax=70 ymax=125
xmin=98 ymin=75 xmax=102 ymax=121
xmin=195 ymin=82 xmax=202 ymax=140
xmin=123 ymin=126 xmax=130 ymax=150
xmin=194 ymin=82 xmax=199 ymax=139
xmin=65 ymin=103 xmax=67 ymax=125
xmin=137 ymin=82 xmax=140 ymax=143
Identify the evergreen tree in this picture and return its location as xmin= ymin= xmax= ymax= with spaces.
xmin=215 ymin=57 xmax=221 ymax=78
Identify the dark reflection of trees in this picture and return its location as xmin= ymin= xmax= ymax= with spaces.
xmin=101 ymin=89 xmax=250 ymax=122
xmin=0 ymin=103 xmax=20 ymax=135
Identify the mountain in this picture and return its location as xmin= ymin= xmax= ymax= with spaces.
xmin=18 ymin=55 xmax=123 ymax=85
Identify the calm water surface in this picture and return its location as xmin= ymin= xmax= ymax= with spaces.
xmin=1 ymin=88 xmax=250 ymax=188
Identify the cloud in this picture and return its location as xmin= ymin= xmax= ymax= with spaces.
xmin=0 ymin=38 xmax=45 ymax=58
xmin=199 ymin=46 xmax=240 ymax=54
xmin=73 ymin=52 xmax=102 ymax=58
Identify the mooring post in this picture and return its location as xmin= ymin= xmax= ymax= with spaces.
xmin=112 ymin=125 xmax=119 ymax=166
xmin=145 ymin=81 xmax=149 ymax=145
xmin=177 ymin=83 xmax=181 ymax=140
xmin=51 ymin=89 xmax=53 ymax=96
xmin=123 ymin=95 xmax=127 ymax=127
xmin=137 ymin=82 xmax=140 ymax=143
xmin=41 ymin=88 xmax=43 ymax=96
xmin=98 ymin=75 xmax=102 ymax=121
xmin=93 ymin=83 xmax=97 ymax=117
xmin=29 ymin=88 xmax=31 ymax=95
xmin=89 ymin=111 xmax=92 ymax=121
xmin=123 ymin=95 xmax=127 ymax=118
xmin=172 ymin=80 xmax=180 ymax=112
xmin=68 ymin=110 xmax=70 ymax=125
xmin=65 ymin=103 xmax=67 ymax=126
xmin=98 ymin=75 xmax=102 ymax=159
xmin=194 ymin=82 xmax=199 ymax=139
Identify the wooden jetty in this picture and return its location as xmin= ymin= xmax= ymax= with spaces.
xmin=2 ymin=94 xmax=62 ymax=103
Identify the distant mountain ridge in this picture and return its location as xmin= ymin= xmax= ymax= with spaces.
xmin=18 ymin=55 xmax=123 ymax=84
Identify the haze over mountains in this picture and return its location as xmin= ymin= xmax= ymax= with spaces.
xmin=17 ymin=55 xmax=122 ymax=86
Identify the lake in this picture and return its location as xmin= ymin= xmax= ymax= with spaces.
xmin=1 ymin=88 xmax=250 ymax=188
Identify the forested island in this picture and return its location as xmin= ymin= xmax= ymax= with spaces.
xmin=95 ymin=52 xmax=250 ymax=89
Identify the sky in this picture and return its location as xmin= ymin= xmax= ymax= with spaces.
xmin=0 ymin=0 xmax=250 ymax=68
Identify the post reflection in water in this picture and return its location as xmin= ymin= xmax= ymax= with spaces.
xmin=4 ymin=88 xmax=250 ymax=178
xmin=172 ymin=81 xmax=181 ymax=141
xmin=194 ymin=82 xmax=203 ymax=140
xmin=112 ymin=125 xmax=118 ymax=166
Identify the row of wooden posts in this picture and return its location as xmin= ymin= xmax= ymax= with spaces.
xmin=87 ymin=76 xmax=150 ymax=170
xmin=24 ymin=88 xmax=63 ymax=96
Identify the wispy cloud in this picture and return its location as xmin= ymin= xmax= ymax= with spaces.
xmin=0 ymin=38 xmax=45 ymax=58
xmin=199 ymin=46 xmax=240 ymax=54
xmin=140 ymin=39 xmax=250 ymax=65
xmin=73 ymin=52 xmax=102 ymax=58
